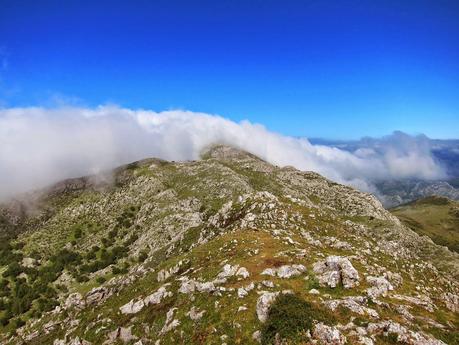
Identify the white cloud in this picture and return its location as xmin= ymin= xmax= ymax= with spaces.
xmin=0 ymin=106 xmax=446 ymax=200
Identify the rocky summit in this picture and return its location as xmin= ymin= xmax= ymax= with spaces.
xmin=0 ymin=145 xmax=458 ymax=345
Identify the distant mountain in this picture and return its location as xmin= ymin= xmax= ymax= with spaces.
xmin=0 ymin=146 xmax=457 ymax=344
xmin=311 ymin=137 xmax=459 ymax=207
xmin=376 ymin=179 xmax=459 ymax=208
xmin=391 ymin=196 xmax=459 ymax=253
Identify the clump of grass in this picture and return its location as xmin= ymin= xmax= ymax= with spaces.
xmin=261 ymin=294 xmax=334 ymax=345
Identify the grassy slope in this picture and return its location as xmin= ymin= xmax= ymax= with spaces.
xmin=391 ymin=196 xmax=459 ymax=253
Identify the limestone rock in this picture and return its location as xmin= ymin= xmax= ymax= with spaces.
xmin=313 ymin=322 xmax=346 ymax=344
xmin=161 ymin=308 xmax=180 ymax=334
xmin=120 ymin=284 xmax=172 ymax=315
xmin=442 ymin=292 xmax=459 ymax=313
xmin=105 ymin=326 xmax=137 ymax=344
xmin=119 ymin=299 xmax=145 ymax=315
xmin=86 ymin=287 xmax=111 ymax=306
xmin=187 ymin=306 xmax=206 ymax=321
xmin=256 ymin=292 xmax=279 ymax=323
xmin=261 ymin=264 xmax=306 ymax=279
xmin=366 ymin=276 xmax=394 ymax=299
xmin=313 ymin=256 xmax=360 ymax=289
xmin=64 ymin=293 xmax=86 ymax=310
xmin=366 ymin=321 xmax=446 ymax=345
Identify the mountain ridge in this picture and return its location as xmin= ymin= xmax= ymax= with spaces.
xmin=0 ymin=145 xmax=458 ymax=344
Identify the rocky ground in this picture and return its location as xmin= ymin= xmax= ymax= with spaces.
xmin=0 ymin=145 xmax=458 ymax=344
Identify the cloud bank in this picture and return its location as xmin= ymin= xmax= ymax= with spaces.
xmin=0 ymin=106 xmax=446 ymax=201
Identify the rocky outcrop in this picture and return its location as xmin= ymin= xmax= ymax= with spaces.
xmin=366 ymin=276 xmax=394 ymax=299
xmin=104 ymin=326 xmax=137 ymax=344
xmin=366 ymin=321 xmax=446 ymax=345
xmin=85 ymin=287 xmax=112 ymax=306
xmin=217 ymin=264 xmax=250 ymax=279
xmin=64 ymin=293 xmax=86 ymax=310
xmin=119 ymin=284 xmax=172 ymax=315
xmin=324 ymin=296 xmax=379 ymax=318
xmin=312 ymin=323 xmax=346 ymax=344
xmin=313 ymin=256 xmax=360 ymax=288
xmin=261 ymin=264 xmax=306 ymax=279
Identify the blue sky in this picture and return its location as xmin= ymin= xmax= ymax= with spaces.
xmin=0 ymin=0 xmax=458 ymax=139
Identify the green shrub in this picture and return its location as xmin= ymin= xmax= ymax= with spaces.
xmin=96 ymin=276 xmax=106 ymax=284
xmin=74 ymin=228 xmax=83 ymax=239
xmin=13 ymin=317 xmax=25 ymax=328
xmin=2 ymin=262 xmax=23 ymax=278
xmin=76 ymin=274 xmax=89 ymax=283
xmin=261 ymin=294 xmax=334 ymax=345
xmin=138 ymin=251 xmax=148 ymax=262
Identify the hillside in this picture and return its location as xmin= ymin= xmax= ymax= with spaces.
xmin=375 ymin=180 xmax=459 ymax=208
xmin=0 ymin=146 xmax=458 ymax=345
xmin=390 ymin=196 xmax=459 ymax=253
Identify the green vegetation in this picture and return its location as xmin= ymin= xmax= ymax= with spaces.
xmin=261 ymin=294 xmax=335 ymax=344
xmin=391 ymin=196 xmax=459 ymax=252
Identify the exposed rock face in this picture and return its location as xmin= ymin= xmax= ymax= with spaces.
xmin=313 ymin=256 xmax=360 ymax=288
xmin=119 ymin=299 xmax=145 ymax=315
xmin=53 ymin=337 xmax=91 ymax=345
xmin=313 ymin=323 xmax=346 ymax=344
xmin=217 ymin=264 xmax=250 ymax=279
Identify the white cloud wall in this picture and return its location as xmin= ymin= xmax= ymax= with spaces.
xmin=0 ymin=106 xmax=446 ymax=200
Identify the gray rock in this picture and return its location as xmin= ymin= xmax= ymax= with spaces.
xmin=442 ymin=292 xmax=459 ymax=313
xmin=256 ymin=292 xmax=279 ymax=323
xmin=64 ymin=292 xmax=85 ymax=310
xmin=313 ymin=256 xmax=360 ymax=289
xmin=187 ymin=306 xmax=206 ymax=321
xmin=313 ymin=322 xmax=346 ymax=344
xmin=261 ymin=264 xmax=306 ymax=279
xmin=366 ymin=276 xmax=394 ymax=299
xmin=366 ymin=321 xmax=446 ymax=345
xmin=160 ymin=308 xmax=180 ymax=334
xmin=86 ymin=287 xmax=111 ymax=306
